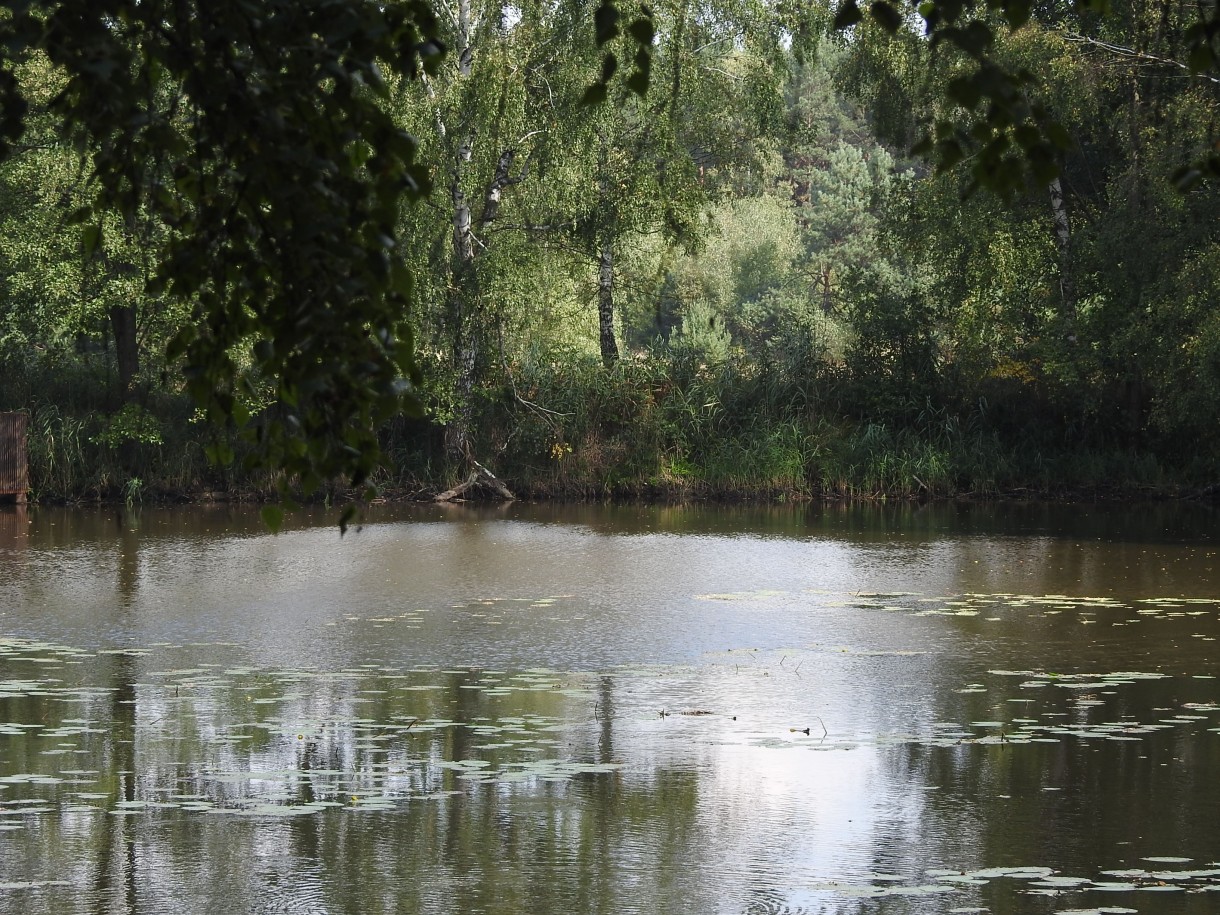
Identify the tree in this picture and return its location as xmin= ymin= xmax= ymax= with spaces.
xmin=0 ymin=0 xmax=445 ymax=525
xmin=385 ymin=0 xmax=787 ymax=480
xmin=830 ymin=3 xmax=1220 ymax=456
xmin=5 ymin=0 xmax=1216 ymax=512
xmin=558 ymin=0 xmax=788 ymax=366
xmin=824 ymin=0 xmax=1220 ymax=195
xmin=0 ymin=46 xmax=191 ymax=478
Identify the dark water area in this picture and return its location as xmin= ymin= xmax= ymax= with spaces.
xmin=0 ymin=501 xmax=1219 ymax=913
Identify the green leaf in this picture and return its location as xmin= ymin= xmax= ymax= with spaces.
xmin=935 ymin=137 xmax=965 ymax=172
xmin=626 ymin=66 xmax=650 ymax=95
xmin=833 ymin=0 xmax=864 ymax=29
xmin=947 ymin=76 xmax=981 ymax=109
xmin=1188 ymin=42 xmax=1215 ymax=74
xmin=951 ymin=21 xmax=995 ymax=57
xmin=600 ymin=53 xmax=619 ymax=83
xmin=869 ymin=1 xmax=902 ymax=33
xmin=593 ymin=0 xmax=621 ymax=45
xmin=627 ymin=38 xmax=652 ymax=96
xmin=626 ymin=14 xmax=654 ymax=44
xmin=261 ymin=505 xmax=285 ymax=534
xmin=581 ymin=83 xmax=609 ymax=106
xmin=338 ymin=504 xmax=358 ymax=535
xmin=204 ymin=440 xmax=235 ymax=466
xmin=1003 ymin=0 xmax=1031 ymax=29
xmin=1013 ymin=124 xmax=1040 ymax=149
xmin=82 ymin=223 xmax=102 ymax=261
xmin=232 ymin=400 xmax=250 ymax=427
xmin=1046 ymin=122 xmax=1073 ymax=149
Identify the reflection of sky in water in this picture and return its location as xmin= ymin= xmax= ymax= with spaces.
xmin=3 ymin=642 xmax=1214 ymax=912
xmin=1 ymin=504 xmax=1220 ymax=911
xmin=0 ymin=504 xmax=1214 ymax=668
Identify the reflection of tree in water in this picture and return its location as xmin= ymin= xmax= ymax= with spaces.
xmin=115 ymin=509 xmax=141 ymax=606
xmin=91 ymin=652 xmax=138 ymax=914
xmin=886 ymin=669 xmax=1220 ymax=913
xmin=271 ymin=672 xmax=706 ymax=915
xmin=0 ymin=521 xmax=144 ymax=909
xmin=82 ymin=511 xmax=141 ymax=911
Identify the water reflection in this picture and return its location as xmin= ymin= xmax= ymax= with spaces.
xmin=0 ymin=505 xmax=27 ymax=554
xmin=1 ymin=503 xmax=1219 ymax=912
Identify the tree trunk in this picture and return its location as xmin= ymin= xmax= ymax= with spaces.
xmin=446 ymin=163 xmax=478 ymax=462
xmin=594 ymin=132 xmax=621 ymax=366
xmin=439 ymin=0 xmax=479 ymax=463
xmin=444 ymin=124 xmax=530 ymax=462
xmin=443 ymin=139 xmax=529 ymax=461
xmin=819 ymin=265 xmax=834 ymax=314
xmin=1048 ymin=177 xmax=1075 ymax=339
xmin=435 ymin=8 xmax=531 ymax=476
xmin=597 ymin=240 xmax=620 ymax=366
xmin=445 ymin=318 xmax=479 ymax=462
xmin=109 ymin=304 xmax=139 ymax=401
xmin=456 ymin=0 xmax=473 ymax=77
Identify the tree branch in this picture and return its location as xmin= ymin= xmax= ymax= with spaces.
xmin=1065 ymin=32 xmax=1220 ymax=85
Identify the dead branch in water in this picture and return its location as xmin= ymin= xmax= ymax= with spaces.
xmin=434 ymin=459 xmax=515 ymax=503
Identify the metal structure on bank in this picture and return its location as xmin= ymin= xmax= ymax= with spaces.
xmin=0 ymin=412 xmax=28 ymax=503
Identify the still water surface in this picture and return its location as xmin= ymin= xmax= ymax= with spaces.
xmin=0 ymin=501 xmax=1219 ymax=913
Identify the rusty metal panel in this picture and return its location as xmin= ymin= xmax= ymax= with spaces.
xmin=0 ymin=412 xmax=29 ymax=500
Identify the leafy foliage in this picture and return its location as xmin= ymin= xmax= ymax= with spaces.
xmin=1 ymin=0 xmax=1219 ymax=508
xmin=0 ymin=0 xmax=447 ymax=523
xmin=824 ymin=0 xmax=1220 ymax=194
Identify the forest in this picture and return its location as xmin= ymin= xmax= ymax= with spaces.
xmin=0 ymin=0 xmax=1218 ymax=504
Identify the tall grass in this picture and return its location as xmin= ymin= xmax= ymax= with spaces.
xmin=25 ymin=403 xmax=95 ymax=499
xmin=1 ymin=342 xmax=1186 ymax=504
xmin=1 ymin=354 xmax=268 ymax=502
xmin=430 ymin=346 xmax=1180 ymax=501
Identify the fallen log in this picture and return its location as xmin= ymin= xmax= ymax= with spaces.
xmin=434 ymin=459 xmax=515 ymax=503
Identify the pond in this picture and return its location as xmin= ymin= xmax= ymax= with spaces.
xmin=1 ymin=500 xmax=1219 ymax=913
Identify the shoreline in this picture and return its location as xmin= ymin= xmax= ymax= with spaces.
xmin=7 ymin=477 xmax=1215 ymax=509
